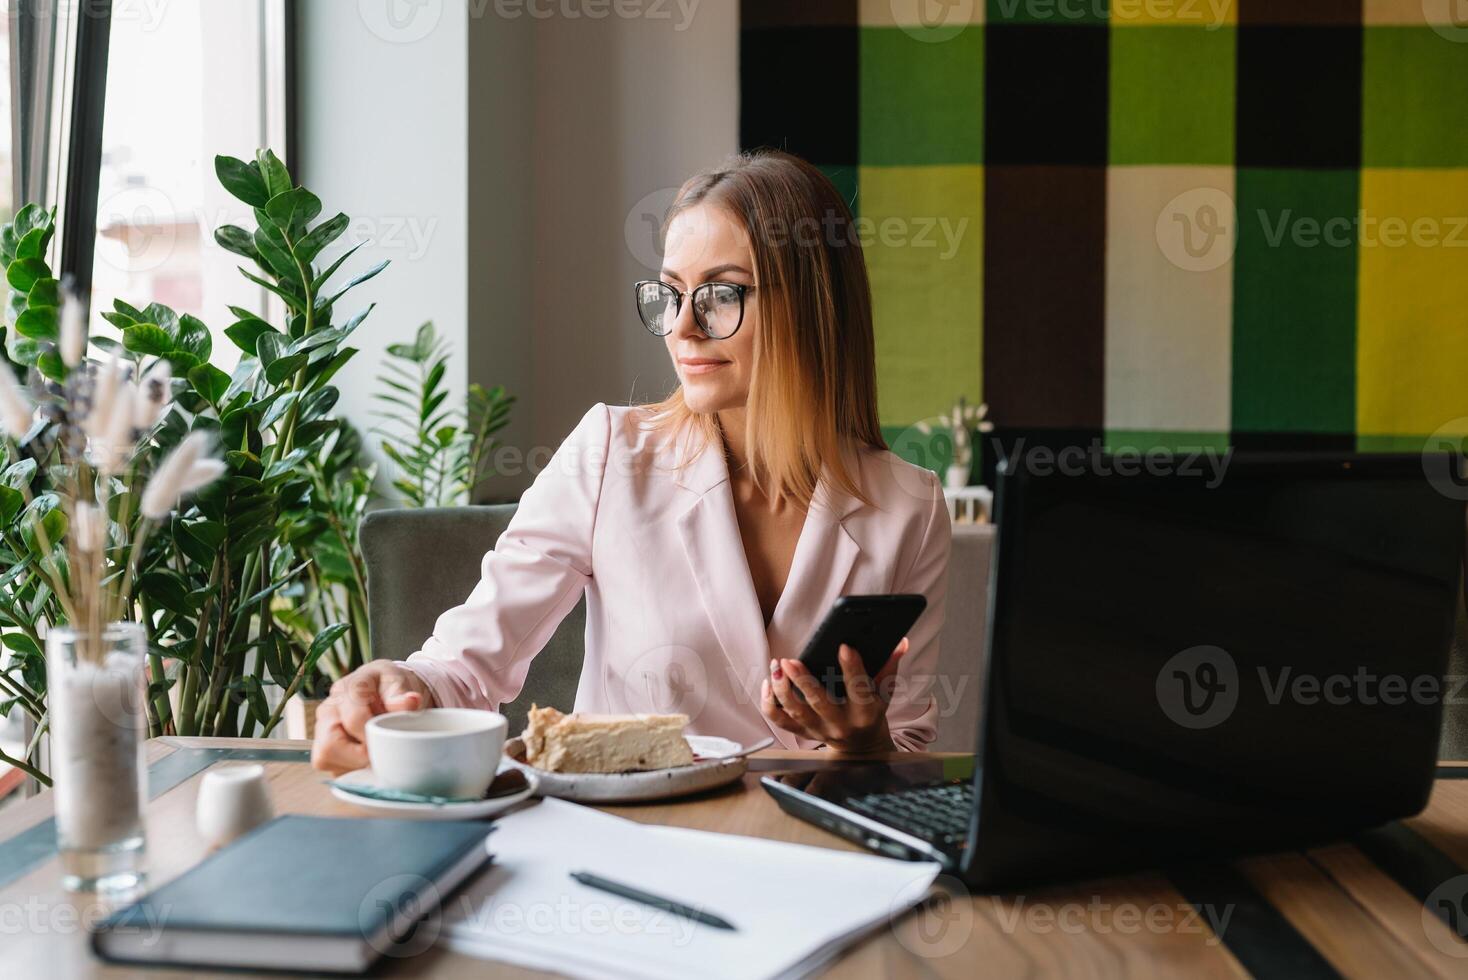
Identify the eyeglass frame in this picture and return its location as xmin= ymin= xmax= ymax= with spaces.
xmin=634 ymin=279 xmax=756 ymax=340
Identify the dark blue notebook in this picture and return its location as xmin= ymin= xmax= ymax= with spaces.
xmin=92 ymin=814 xmax=493 ymax=974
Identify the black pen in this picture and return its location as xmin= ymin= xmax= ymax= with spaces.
xmin=569 ymin=870 xmax=737 ymax=931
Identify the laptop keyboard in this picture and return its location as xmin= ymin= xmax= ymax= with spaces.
xmin=847 ymin=781 xmax=974 ymax=849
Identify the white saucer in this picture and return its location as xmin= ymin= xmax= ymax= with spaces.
xmin=330 ymin=766 xmax=539 ymax=820
xmin=503 ymin=735 xmax=751 ymax=803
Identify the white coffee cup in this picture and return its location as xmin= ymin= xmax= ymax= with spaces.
xmin=366 ymin=708 xmax=507 ymax=799
xmin=196 ymin=764 xmax=274 ymax=848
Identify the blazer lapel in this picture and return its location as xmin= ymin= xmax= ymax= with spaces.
xmin=765 ymin=471 xmax=864 ymax=669
xmin=673 ymin=436 xmax=869 ymax=749
xmin=673 ymin=435 xmax=773 ymax=721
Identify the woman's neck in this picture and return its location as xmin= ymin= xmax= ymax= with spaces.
xmin=716 ymin=408 xmax=749 ymax=477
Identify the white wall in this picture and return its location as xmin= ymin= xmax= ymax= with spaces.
xmin=295 ymin=1 xmax=469 ymax=483
xmin=297 ymin=1 xmax=738 ymax=499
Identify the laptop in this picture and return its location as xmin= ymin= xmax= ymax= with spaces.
xmin=762 ymin=453 xmax=1466 ymax=891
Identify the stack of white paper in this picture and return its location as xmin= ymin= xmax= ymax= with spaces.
xmin=442 ymin=798 xmax=944 ymax=980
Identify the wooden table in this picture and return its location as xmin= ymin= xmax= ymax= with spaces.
xmin=3 ymin=739 xmax=1468 ymax=978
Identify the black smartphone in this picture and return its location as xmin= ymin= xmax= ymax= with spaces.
xmin=797 ymin=594 xmax=927 ymax=700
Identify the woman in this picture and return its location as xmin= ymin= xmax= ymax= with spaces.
xmin=312 ymin=150 xmax=952 ymax=775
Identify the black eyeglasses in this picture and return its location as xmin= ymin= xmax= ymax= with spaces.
xmin=634 ymin=280 xmax=753 ymax=340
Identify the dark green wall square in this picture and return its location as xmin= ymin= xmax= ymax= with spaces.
xmin=1110 ymin=27 xmax=1236 ymax=165
xmin=820 ymin=165 xmax=860 ymax=215
xmin=859 ymin=28 xmax=984 ymax=166
xmin=1363 ymin=28 xmax=1468 ymax=167
xmin=1232 ymin=168 xmax=1359 ymax=434
xmin=988 ymin=0 xmax=1108 ymax=25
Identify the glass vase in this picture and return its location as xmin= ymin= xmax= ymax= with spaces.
xmin=46 ymin=621 xmax=148 ymax=895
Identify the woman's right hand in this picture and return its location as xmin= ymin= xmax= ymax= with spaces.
xmin=310 ymin=661 xmax=437 ymax=775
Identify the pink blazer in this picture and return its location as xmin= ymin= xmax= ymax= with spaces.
xmin=402 ymin=404 xmax=953 ymax=750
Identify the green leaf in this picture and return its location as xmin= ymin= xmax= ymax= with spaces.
xmin=263 ymin=448 xmax=307 ymax=482
xmin=1 ymin=632 xmax=41 ymax=659
xmin=264 ymin=187 xmax=322 ymax=237
xmin=303 ymin=623 xmax=350 ymax=676
xmin=101 ymin=310 xmax=136 ymax=331
xmin=162 ymin=350 xmax=202 ymax=376
xmin=318 ymin=259 xmax=389 ymax=311
xmin=257 ymin=149 xmax=292 ymax=200
xmin=252 ymin=226 xmax=303 ymax=287
xmin=215 ymin=155 xmax=270 ymax=208
xmin=256 ymin=332 xmax=287 ymax=370
xmin=36 ymin=349 xmax=65 ymax=381
xmin=309 ymin=347 xmax=358 ymax=390
xmin=188 ymin=363 xmax=231 ymax=405
xmin=177 ymin=314 xmax=213 ymax=362
xmin=214 ymin=224 xmax=263 ymax=263
xmin=19 ymin=493 xmax=66 ymax=555
xmin=143 ymin=303 xmax=181 ymax=338
xmin=183 ymin=519 xmax=227 ymax=549
xmin=299 ymin=387 xmax=340 ymax=424
xmin=6 ymin=257 xmax=48 ymax=293
xmin=122 ymin=323 xmax=173 ymax=356
xmin=239 ymin=267 xmax=304 ymax=313
xmin=265 ymin=352 xmax=306 ymax=385
xmin=141 ymin=569 xmax=195 ymax=617
xmin=260 ymin=390 xmax=298 ymax=429
xmin=89 ymin=334 xmax=124 ymax=357
xmin=14 ymin=306 xmax=58 ymax=339
xmin=2 ymin=459 xmax=37 ymax=490
xmin=297 ymin=212 xmax=349 ymax=265
xmin=309 ymin=241 xmax=366 ymax=293
xmin=113 ymin=298 xmax=145 ymax=320
xmin=14 ymin=225 xmax=50 ymax=261
xmin=223 ymin=316 xmax=276 ymax=355
xmin=413 ymin=321 xmax=436 ymax=358
xmin=27 ymin=277 xmax=59 ymax=309
xmin=0 ymin=484 xmax=22 ymax=525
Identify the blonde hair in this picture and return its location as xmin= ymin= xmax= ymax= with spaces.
xmin=643 ymin=150 xmax=886 ymax=510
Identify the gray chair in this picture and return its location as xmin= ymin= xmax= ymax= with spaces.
xmin=360 ymin=507 xmax=586 ymax=734
xmin=361 ymin=506 xmax=995 ymax=749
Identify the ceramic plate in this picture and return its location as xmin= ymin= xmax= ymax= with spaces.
xmin=330 ymin=765 xmax=539 ymax=820
xmin=503 ymin=735 xmax=750 ymax=803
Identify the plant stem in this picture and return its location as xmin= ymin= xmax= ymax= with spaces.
xmin=140 ymin=594 xmax=173 ymax=736
xmin=0 ymin=744 xmax=50 ymax=786
xmin=178 ymin=551 xmax=222 ymax=736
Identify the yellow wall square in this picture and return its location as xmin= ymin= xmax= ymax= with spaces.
xmin=860 ymin=165 xmax=984 ymax=424
xmin=1110 ymin=0 xmax=1236 ymax=27
xmin=1357 ymin=168 xmax=1468 ymax=437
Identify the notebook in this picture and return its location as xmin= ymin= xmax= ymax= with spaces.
xmin=442 ymin=798 xmax=943 ymax=980
xmin=91 ymin=814 xmax=493 ymax=974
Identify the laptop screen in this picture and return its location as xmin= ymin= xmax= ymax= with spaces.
xmin=973 ymin=454 xmax=1465 ymax=887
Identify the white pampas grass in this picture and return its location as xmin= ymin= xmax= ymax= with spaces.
xmin=59 ymin=294 xmax=85 ymax=368
xmin=0 ymin=365 xmax=33 ymax=439
xmin=132 ymin=360 xmax=172 ymax=430
xmin=141 ymin=431 xmax=223 ymax=520
xmin=91 ymin=382 xmax=137 ymax=475
xmin=72 ymin=502 xmax=104 ymax=553
xmin=83 ymin=353 xmax=127 ymax=440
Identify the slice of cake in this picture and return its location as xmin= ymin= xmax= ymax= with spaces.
xmin=521 ymin=705 xmax=695 ymax=773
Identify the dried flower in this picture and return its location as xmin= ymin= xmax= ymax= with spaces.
xmin=72 ymin=502 xmax=104 ymax=553
xmin=0 ymin=365 xmax=33 ymax=439
xmin=132 ymin=360 xmax=172 ymax=430
xmin=91 ymin=383 xmax=137 ymax=476
xmin=141 ymin=431 xmax=222 ymax=520
xmin=83 ymin=353 xmax=127 ymax=440
xmin=59 ymin=294 xmax=85 ymax=368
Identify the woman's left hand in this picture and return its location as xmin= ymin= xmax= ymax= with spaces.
xmin=760 ymin=638 xmax=909 ymax=754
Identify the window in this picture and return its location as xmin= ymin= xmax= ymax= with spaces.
xmin=88 ymin=0 xmax=290 ymax=369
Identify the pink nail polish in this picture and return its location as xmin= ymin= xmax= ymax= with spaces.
xmin=772 ymin=663 xmax=783 ymax=681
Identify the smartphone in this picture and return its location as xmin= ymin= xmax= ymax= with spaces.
xmin=797 ymin=594 xmax=927 ymax=700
